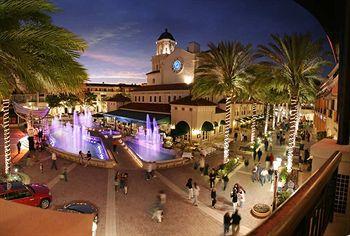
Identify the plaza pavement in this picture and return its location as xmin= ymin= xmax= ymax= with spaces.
xmin=2 ymin=124 xmax=316 ymax=236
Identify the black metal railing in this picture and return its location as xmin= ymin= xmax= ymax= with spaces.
xmin=248 ymin=151 xmax=342 ymax=236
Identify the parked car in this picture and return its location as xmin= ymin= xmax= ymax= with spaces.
xmin=57 ymin=201 xmax=98 ymax=235
xmin=0 ymin=181 xmax=52 ymax=209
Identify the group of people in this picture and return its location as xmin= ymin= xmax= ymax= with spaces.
xmin=114 ymin=171 xmax=129 ymax=195
xmin=230 ymin=184 xmax=246 ymax=212
xmin=78 ymin=150 xmax=92 ymax=167
xmin=224 ymin=210 xmax=241 ymax=235
xmin=185 ymin=178 xmax=200 ymax=206
xmin=252 ymin=163 xmax=275 ymax=186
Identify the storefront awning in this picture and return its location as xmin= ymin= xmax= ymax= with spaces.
xmin=104 ymin=110 xmax=170 ymax=124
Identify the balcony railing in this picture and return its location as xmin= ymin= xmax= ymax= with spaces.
xmin=248 ymin=151 xmax=342 ymax=236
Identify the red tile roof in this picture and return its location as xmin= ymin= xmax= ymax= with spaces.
xmin=170 ymin=96 xmax=217 ymax=106
xmin=146 ymin=70 xmax=160 ymax=75
xmin=119 ymin=103 xmax=170 ymax=114
xmin=105 ymin=94 xmax=131 ymax=102
xmin=133 ymin=83 xmax=191 ymax=92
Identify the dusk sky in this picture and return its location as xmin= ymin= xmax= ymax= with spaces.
xmin=51 ymin=0 xmax=327 ymax=84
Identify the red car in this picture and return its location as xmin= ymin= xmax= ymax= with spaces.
xmin=0 ymin=181 xmax=52 ymax=209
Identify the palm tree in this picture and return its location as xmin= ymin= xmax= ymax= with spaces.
xmin=0 ymin=0 xmax=87 ymax=174
xmin=192 ymin=41 xmax=255 ymax=163
xmin=257 ymin=33 xmax=328 ymax=172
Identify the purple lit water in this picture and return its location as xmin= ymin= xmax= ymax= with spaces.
xmin=49 ymin=109 xmax=108 ymax=160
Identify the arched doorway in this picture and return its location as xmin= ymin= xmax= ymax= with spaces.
xmin=171 ymin=121 xmax=191 ymax=140
xmin=201 ymin=121 xmax=214 ymax=140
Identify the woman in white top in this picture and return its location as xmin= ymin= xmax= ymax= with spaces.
xmin=193 ymin=182 xmax=200 ymax=206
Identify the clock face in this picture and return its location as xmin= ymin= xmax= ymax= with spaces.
xmin=172 ymin=59 xmax=183 ymax=73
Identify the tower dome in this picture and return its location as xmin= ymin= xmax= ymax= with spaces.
xmin=157 ymin=28 xmax=175 ymax=41
xmin=156 ymin=28 xmax=177 ymax=55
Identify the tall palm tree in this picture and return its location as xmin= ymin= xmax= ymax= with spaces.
xmin=257 ymin=33 xmax=327 ymax=172
xmin=0 ymin=0 xmax=87 ymax=174
xmin=192 ymin=41 xmax=255 ymax=163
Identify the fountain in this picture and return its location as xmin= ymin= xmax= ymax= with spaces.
xmin=125 ymin=114 xmax=175 ymax=162
xmin=48 ymin=109 xmax=108 ymax=160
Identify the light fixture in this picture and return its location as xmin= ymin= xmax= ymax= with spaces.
xmin=184 ymin=75 xmax=193 ymax=85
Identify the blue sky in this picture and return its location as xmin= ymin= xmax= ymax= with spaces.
xmin=51 ymin=0 xmax=327 ymax=84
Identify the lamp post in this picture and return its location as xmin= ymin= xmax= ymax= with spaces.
xmin=272 ymin=158 xmax=282 ymax=211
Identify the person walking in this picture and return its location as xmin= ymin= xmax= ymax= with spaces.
xmin=264 ymin=139 xmax=269 ymax=151
xmin=17 ymin=141 xmax=21 ymax=155
xmin=79 ymin=150 xmax=84 ymax=165
xmin=193 ymin=182 xmax=200 ymax=206
xmin=186 ymin=178 xmax=193 ymax=200
xmin=230 ymin=189 xmax=238 ymax=212
xmin=51 ymin=152 xmax=58 ymax=170
xmin=257 ymin=148 xmax=263 ymax=162
xmin=114 ymin=171 xmax=121 ymax=192
xmin=224 ymin=212 xmax=231 ymax=235
xmin=252 ymin=165 xmax=258 ymax=182
xmin=85 ymin=151 xmax=92 ymax=167
xmin=260 ymin=168 xmax=268 ymax=186
xmin=39 ymin=162 xmax=44 ymax=174
xmin=123 ymin=173 xmax=128 ymax=195
xmin=209 ymin=170 xmax=216 ymax=188
xmin=211 ymin=188 xmax=217 ymax=208
xmin=237 ymin=190 xmax=245 ymax=207
xmin=253 ymin=149 xmax=257 ymax=162
xmin=62 ymin=167 xmax=68 ymax=182
xmin=267 ymin=167 xmax=274 ymax=183
xmin=158 ymin=190 xmax=166 ymax=208
xmin=222 ymin=174 xmax=229 ymax=191
xmin=231 ymin=210 xmax=241 ymax=236
xmin=265 ymin=153 xmax=271 ymax=169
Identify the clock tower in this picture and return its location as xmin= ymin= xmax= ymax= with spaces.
xmin=156 ymin=28 xmax=177 ymax=55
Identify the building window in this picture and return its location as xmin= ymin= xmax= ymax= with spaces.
xmin=138 ymin=96 xmax=140 ymax=102
xmin=134 ymin=96 xmax=137 ymax=102
xmin=159 ymin=96 xmax=161 ymax=102
xmin=182 ymin=107 xmax=185 ymax=111
xmin=150 ymin=96 xmax=152 ymax=102
xmin=174 ymin=107 xmax=178 ymax=110
xmin=189 ymin=108 xmax=192 ymax=111
xmin=142 ymin=96 xmax=144 ymax=102
xmin=154 ymin=96 xmax=157 ymax=102
xmin=168 ymin=96 xmax=171 ymax=102
xmin=152 ymin=78 xmax=155 ymax=84
xmin=179 ymin=96 xmax=182 ymax=99
xmin=174 ymin=96 xmax=177 ymax=101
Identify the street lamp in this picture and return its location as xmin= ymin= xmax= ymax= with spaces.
xmin=272 ymin=157 xmax=282 ymax=211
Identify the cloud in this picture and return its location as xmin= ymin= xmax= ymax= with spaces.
xmin=85 ymin=23 xmax=141 ymax=45
xmin=82 ymin=51 xmax=148 ymax=68
xmin=89 ymin=70 xmax=145 ymax=80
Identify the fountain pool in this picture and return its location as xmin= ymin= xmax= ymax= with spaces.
xmin=49 ymin=110 xmax=108 ymax=160
xmin=125 ymin=114 xmax=176 ymax=162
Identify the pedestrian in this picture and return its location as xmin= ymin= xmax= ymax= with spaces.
xmin=51 ymin=152 xmax=58 ymax=170
xmin=85 ymin=151 xmax=92 ymax=167
xmin=269 ymin=152 xmax=274 ymax=164
xmin=146 ymin=162 xmax=153 ymax=180
xmin=252 ymin=165 xmax=258 ymax=182
xmin=79 ymin=150 xmax=84 ymax=165
xmin=199 ymin=155 xmax=205 ymax=175
xmin=120 ymin=174 xmax=125 ymax=191
xmin=260 ymin=168 xmax=268 ymax=186
xmin=237 ymin=190 xmax=245 ymax=207
xmin=39 ymin=162 xmax=44 ymax=174
xmin=123 ymin=173 xmax=128 ymax=195
xmin=151 ymin=207 xmax=163 ymax=223
xmin=186 ymin=178 xmax=193 ymax=200
xmin=231 ymin=210 xmax=241 ymax=235
xmin=209 ymin=170 xmax=216 ymax=188
xmin=253 ymin=148 xmax=257 ymax=162
xmin=222 ymin=174 xmax=229 ymax=191
xmin=304 ymin=149 xmax=310 ymax=163
xmin=38 ymin=129 xmax=43 ymax=141
xmin=264 ymin=139 xmax=269 ymax=151
xmin=224 ymin=212 xmax=231 ymax=235
xmin=234 ymin=183 xmax=246 ymax=194
xmin=230 ymin=188 xmax=238 ymax=212
xmin=211 ymin=188 xmax=217 ymax=208
xmin=265 ymin=154 xmax=271 ymax=169
xmin=244 ymin=156 xmax=249 ymax=167
xmin=257 ymin=148 xmax=263 ymax=162
xmin=17 ymin=141 xmax=21 ymax=155
xmin=158 ymin=190 xmax=166 ymax=207
xmin=267 ymin=168 xmax=274 ymax=183
xmin=193 ymin=182 xmax=200 ymax=206
xmin=114 ymin=171 xmax=120 ymax=192
xmin=62 ymin=167 xmax=68 ymax=182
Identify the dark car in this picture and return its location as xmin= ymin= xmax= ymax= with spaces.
xmin=0 ymin=181 xmax=52 ymax=209
xmin=57 ymin=201 xmax=99 ymax=234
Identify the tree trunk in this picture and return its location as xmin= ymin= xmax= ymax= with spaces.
xmin=3 ymin=99 xmax=11 ymax=175
xmin=272 ymin=104 xmax=276 ymax=130
xmin=223 ymin=97 xmax=231 ymax=163
xmin=251 ymin=102 xmax=257 ymax=143
xmin=286 ymin=95 xmax=299 ymax=172
xmin=277 ymin=104 xmax=281 ymax=124
xmin=264 ymin=103 xmax=270 ymax=135
xmin=293 ymin=103 xmax=301 ymax=147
